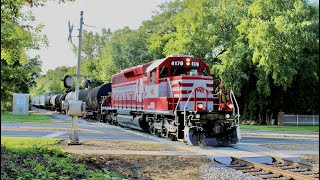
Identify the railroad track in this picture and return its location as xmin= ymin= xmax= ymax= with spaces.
xmin=225 ymin=156 xmax=319 ymax=180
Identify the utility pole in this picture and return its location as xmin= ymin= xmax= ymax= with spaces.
xmin=68 ymin=11 xmax=84 ymax=145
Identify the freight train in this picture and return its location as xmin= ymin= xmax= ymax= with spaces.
xmin=31 ymin=55 xmax=240 ymax=146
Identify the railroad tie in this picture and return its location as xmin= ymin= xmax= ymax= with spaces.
xmin=259 ymin=174 xmax=282 ymax=179
xmin=248 ymin=171 xmax=269 ymax=176
xmin=278 ymin=166 xmax=297 ymax=170
xmin=288 ymin=168 xmax=309 ymax=172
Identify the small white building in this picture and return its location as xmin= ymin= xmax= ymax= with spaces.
xmin=12 ymin=93 xmax=29 ymax=115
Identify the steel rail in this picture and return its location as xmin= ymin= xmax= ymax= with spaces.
xmin=228 ymin=157 xmax=319 ymax=180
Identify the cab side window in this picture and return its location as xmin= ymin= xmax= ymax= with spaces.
xmin=159 ymin=66 xmax=168 ymax=78
xmin=150 ymin=70 xmax=156 ymax=84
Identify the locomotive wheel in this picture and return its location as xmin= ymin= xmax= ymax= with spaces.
xmin=101 ymin=114 xmax=106 ymax=123
xmin=113 ymin=120 xmax=119 ymax=126
xmin=106 ymin=113 xmax=112 ymax=123
xmin=184 ymin=127 xmax=199 ymax=146
xmin=97 ymin=114 xmax=102 ymax=122
xmin=149 ymin=125 xmax=155 ymax=135
xmin=156 ymin=130 xmax=161 ymax=137
xmin=169 ymin=133 xmax=177 ymax=141
xmin=160 ymin=129 xmax=168 ymax=138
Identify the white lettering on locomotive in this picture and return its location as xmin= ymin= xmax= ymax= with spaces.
xmin=170 ymin=61 xmax=184 ymax=66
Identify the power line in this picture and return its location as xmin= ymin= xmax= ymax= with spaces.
xmin=83 ymin=23 xmax=98 ymax=28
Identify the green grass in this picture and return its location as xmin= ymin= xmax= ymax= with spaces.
xmin=1 ymin=137 xmax=61 ymax=149
xmin=240 ymin=125 xmax=319 ymax=132
xmin=1 ymin=137 xmax=122 ymax=179
xmin=1 ymin=112 xmax=53 ymax=123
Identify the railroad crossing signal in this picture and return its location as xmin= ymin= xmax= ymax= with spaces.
xmin=63 ymin=75 xmax=73 ymax=88
xmin=68 ymin=11 xmax=84 ymax=146
xmin=68 ymin=20 xmax=73 ymax=43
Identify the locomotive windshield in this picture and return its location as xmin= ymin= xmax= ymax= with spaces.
xmin=170 ymin=67 xmax=206 ymax=76
xmin=155 ymin=57 xmax=211 ymax=79
xmin=172 ymin=68 xmax=185 ymax=76
xmin=159 ymin=67 xmax=208 ymax=78
xmin=188 ymin=69 xmax=198 ymax=75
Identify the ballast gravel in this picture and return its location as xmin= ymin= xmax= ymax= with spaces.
xmin=201 ymin=164 xmax=261 ymax=180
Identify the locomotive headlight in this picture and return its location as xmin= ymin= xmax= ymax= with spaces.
xmin=186 ymin=58 xmax=191 ymax=66
xmin=195 ymin=114 xmax=200 ymax=119
xmin=225 ymin=114 xmax=230 ymax=119
xmin=197 ymin=103 xmax=204 ymax=109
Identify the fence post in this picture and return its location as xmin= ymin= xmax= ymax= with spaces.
xmin=296 ymin=114 xmax=299 ymax=126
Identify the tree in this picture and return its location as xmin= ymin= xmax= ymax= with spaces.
xmin=1 ymin=0 xmax=74 ymax=111
xmin=1 ymin=56 xmax=42 ymax=109
xmin=30 ymin=66 xmax=69 ymax=95
xmin=72 ymin=28 xmax=112 ymax=61
xmin=144 ymin=0 xmax=319 ymax=121
xmin=142 ymin=0 xmax=183 ymax=59
xmin=1 ymin=0 xmax=47 ymax=111
xmin=98 ymin=27 xmax=152 ymax=82
xmin=217 ymin=0 xmax=319 ymax=121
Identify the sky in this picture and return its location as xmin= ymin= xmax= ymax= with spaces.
xmin=27 ymin=0 xmax=318 ymax=74
xmin=27 ymin=0 xmax=171 ymax=74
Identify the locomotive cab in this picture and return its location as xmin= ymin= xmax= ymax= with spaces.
xmin=145 ymin=56 xmax=217 ymax=112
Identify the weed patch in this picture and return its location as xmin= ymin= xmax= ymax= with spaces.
xmin=1 ymin=137 xmax=122 ymax=179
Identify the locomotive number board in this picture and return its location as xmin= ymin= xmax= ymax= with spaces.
xmin=170 ymin=61 xmax=200 ymax=67
xmin=170 ymin=61 xmax=184 ymax=66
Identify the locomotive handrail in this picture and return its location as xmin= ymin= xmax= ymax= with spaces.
xmin=183 ymin=88 xmax=196 ymax=126
xmin=230 ymin=90 xmax=240 ymax=125
xmin=100 ymin=96 xmax=105 ymax=111
xmin=174 ymin=81 xmax=182 ymax=115
xmin=174 ymin=96 xmax=182 ymax=115
xmin=183 ymin=87 xmax=210 ymax=126
xmin=167 ymin=78 xmax=174 ymax=97
xmin=167 ymin=78 xmax=177 ymax=110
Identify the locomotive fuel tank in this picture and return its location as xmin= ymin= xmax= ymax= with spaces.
xmin=116 ymin=114 xmax=149 ymax=132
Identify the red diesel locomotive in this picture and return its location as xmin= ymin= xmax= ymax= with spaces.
xmin=100 ymin=55 xmax=240 ymax=146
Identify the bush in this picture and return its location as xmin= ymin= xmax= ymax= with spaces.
xmin=1 ymin=145 xmax=122 ymax=179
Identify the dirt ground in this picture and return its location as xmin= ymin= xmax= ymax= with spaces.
xmin=60 ymin=140 xmax=214 ymax=180
xmin=60 ymin=140 xmax=187 ymax=152
xmin=260 ymin=144 xmax=319 ymax=164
